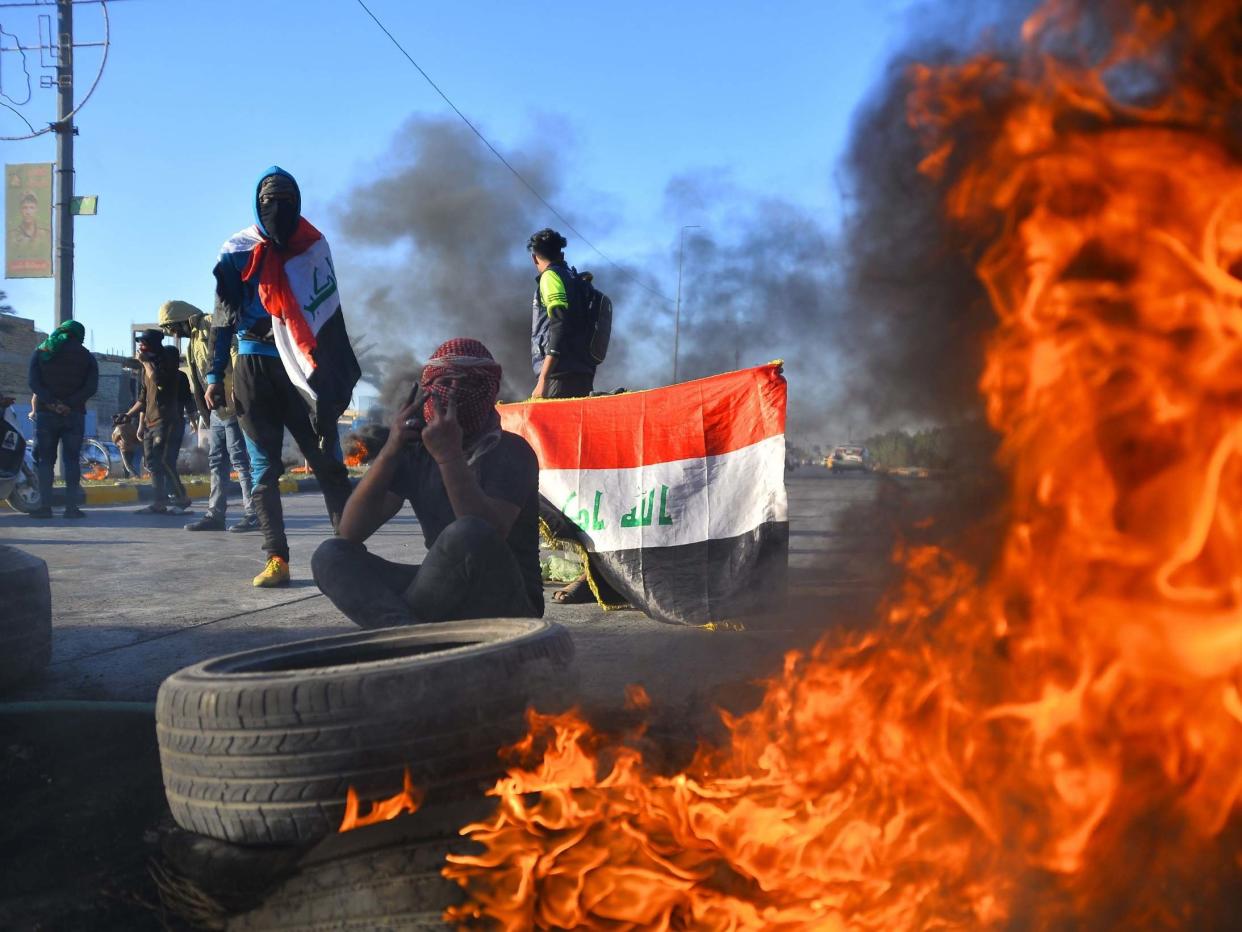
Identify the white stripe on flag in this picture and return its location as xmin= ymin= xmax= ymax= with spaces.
xmin=540 ymin=434 xmax=788 ymax=553
xmin=272 ymin=319 xmax=317 ymax=402
xmin=274 ymin=238 xmax=341 ymax=404
xmin=284 ymin=239 xmax=340 ymax=339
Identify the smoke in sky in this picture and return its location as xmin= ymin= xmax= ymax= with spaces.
xmin=655 ymin=182 xmax=846 ymax=438
xmin=337 ymin=116 xmax=647 ymax=408
xmin=336 ymin=3 xmax=1035 ymax=442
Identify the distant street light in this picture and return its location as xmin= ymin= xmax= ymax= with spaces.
xmin=673 ymin=224 xmax=701 ymax=384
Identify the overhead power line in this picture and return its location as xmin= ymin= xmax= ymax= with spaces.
xmin=0 ymin=1 xmax=133 ymax=8
xmin=353 ymin=0 xmax=672 ymax=305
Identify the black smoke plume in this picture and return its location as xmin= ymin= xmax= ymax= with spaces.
xmin=335 ymin=4 xmax=1033 ymax=447
xmin=337 ymin=115 xmax=648 ymax=409
xmin=655 ymin=183 xmax=845 ymax=439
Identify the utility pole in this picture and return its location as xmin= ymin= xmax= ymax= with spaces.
xmin=53 ymin=0 xmax=75 ymax=326
xmin=672 ymin=224 xmax=700 ymax=384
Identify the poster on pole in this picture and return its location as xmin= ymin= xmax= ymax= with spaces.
xmin=5 ymin=163 xmax=54 ymax=279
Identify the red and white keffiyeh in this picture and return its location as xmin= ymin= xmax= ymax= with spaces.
xmin=420 ymin=338 xmax=502 ymax=437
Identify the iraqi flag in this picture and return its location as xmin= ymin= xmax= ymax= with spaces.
xmin=499 ymin=363 xmax=789 ymax=626
xmin=226 ymin=220 xmax=361 ymax=423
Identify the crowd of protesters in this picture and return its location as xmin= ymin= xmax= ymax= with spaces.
xmin=16 ymin=165 xmax=610 ymax=628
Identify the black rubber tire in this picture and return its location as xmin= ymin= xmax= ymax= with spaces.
xmin=228 ymin=839 xmax=464 ymax=931
xmin=155 ymin=618 xmax=575 ymax=846
xmin=6 ymin=461 xmax=42 ymax=514
xmin=0 ymin=545 xmax=53 ymax=690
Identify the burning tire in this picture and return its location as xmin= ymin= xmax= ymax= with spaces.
xmin=155 ymin=619 xmax=575 ymax=846
xmin=0 ymin=545 xmax=53 ymax=690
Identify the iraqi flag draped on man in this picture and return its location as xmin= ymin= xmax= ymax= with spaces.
xmin=500 ymin=364 xmax=789 ymax=626
xmin=219 ymin=216 xmax=359 ymax=423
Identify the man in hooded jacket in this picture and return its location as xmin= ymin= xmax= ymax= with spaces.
xmin=27 ymin=319 xmax=98 ymax=518
xmin=206 ymin=167 xmax=360 ymax=587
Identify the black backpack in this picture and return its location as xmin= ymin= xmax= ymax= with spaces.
xmin=575 ymin=270 xmax=612 ymax=365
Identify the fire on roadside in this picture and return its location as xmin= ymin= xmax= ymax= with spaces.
xmin=82 ymin=463 xmax=108 ymax=481
xmin=344 ymin=1 xmax=1242 ymax=926
xmin=344 ymin=434 xmax=370 ymax=468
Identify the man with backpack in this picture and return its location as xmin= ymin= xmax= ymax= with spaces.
xmin=528 ymin=228 xmax=610 ymax=399
xmin=526 ymin=229 xmax=621 ymax=605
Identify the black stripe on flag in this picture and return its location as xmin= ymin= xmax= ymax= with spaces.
xmin=592 ymin=522 xmax=789 ymax=626
xmin=305 ymin=309 xmax=361 ymax=424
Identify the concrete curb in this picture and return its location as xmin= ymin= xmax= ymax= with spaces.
xmin=39 ymin=475 xmax=321 ymax=508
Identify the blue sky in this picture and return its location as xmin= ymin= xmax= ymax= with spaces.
xmin=2 ymin=0 xmax=915 ymax=410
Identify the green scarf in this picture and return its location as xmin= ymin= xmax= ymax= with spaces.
xmin=36 ymin=320 xmax=85 ymax=361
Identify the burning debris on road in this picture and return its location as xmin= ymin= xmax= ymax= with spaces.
xmin=342 ymin=432 xmax=373 ymax=468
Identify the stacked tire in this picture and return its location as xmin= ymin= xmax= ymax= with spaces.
xmin=156 ymin=618 xmax=575 ymax=846
xmin=0 ymin=545 xmax=52 ymax=689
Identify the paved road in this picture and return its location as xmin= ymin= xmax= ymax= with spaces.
xmin=0 ymin=473 xmax=906 ymax=729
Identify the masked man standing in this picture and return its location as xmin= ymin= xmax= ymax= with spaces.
xmin=27 ymin=320 xmax=97 ymax=519
xmin=118 ymin=330 xmax=196 ymax=515
xmin=159 ymin=300 xmax=258 ymax=533
xmin=313 ymin=339 xmax=543 ymax=628
xmin=206 ymin=167 xmax=360 ymax=587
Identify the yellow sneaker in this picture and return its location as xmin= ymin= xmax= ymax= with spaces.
xmin=253 ymin=556 xmax=290 ymax=588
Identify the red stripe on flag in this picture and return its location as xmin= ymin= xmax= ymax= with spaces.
xmin=499 ymin=363 xmax=786 ymax=470
xmin=246 ymin=219 xmax=323 ymax=370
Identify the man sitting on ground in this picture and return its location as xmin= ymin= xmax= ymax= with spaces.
xmin=313 ymin=339 xmax=544 ymax=628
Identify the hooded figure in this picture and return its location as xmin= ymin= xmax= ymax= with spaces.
xmin=207 ymin=167 xmax=359 ymax=587
xmin=212 ymin=167 xmax=360 ymax=429
xmin=28 ymin=318 xmax=98 ymax=518
xmin=29 ymin=320 xmax=97 ymax=415
xmin=36 ymin=320 xmax=86 ymax=361
xmin=256 ymin=170 xmax=301 ymax=248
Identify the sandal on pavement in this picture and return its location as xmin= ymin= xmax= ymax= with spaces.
xmin=551 ymin=576 xmax=595 ymax=605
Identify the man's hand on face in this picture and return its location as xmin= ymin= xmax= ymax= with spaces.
xmin=421 ymin=387 xmax=465 ymax=465
xmin=204 ymin=383 xmax=225 ymax=410
xmin=381 ymin=397 xmax=425 ymax=460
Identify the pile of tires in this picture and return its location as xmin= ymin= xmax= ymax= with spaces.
xmin=0 ymin=545 xmax=52 ymax=690
xmin=156 ymin=618 xmax=575 ymax=845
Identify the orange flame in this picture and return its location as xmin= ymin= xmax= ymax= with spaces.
xmin=442 ymin=1 xmax=1242 ymax=928
xmin=83 ymin=464 xmax=108 ymax=481
xmin=337 ymin=768 xmax=423 ymax=833
xmin=344 ymin=437 xmax=370 ymax=468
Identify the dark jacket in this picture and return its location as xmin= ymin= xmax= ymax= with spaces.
xmin=28 ymin=344 xmax=99 ymax=413
xmin=530 ymin=262 xmax=594 ymax=377
xmin=137 ymin=356 xmax=195 ymax=429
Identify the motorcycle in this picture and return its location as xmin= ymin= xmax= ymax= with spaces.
xmin=0 ymin=396 xmax=41 ymax=514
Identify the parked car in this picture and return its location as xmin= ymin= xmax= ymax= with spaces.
xmin=828 ymin=445 xmax=873 ymax=473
